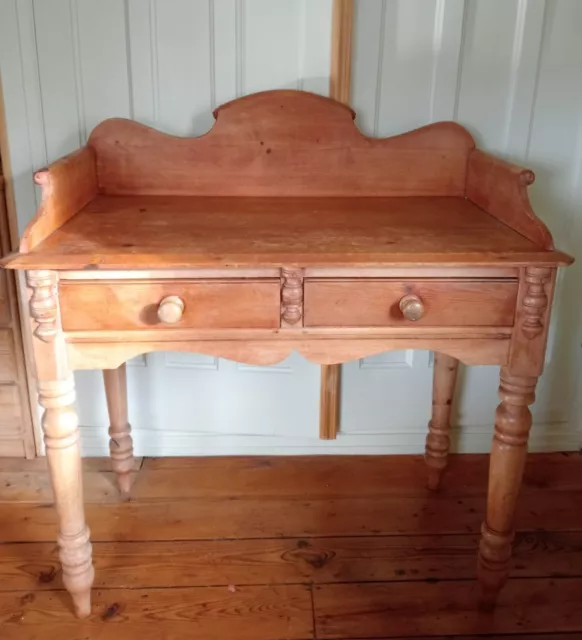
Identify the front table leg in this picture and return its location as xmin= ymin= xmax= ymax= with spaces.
xmin=27 ymin=270 xmax=94 ymax=617
xmin=39 ymin=378 xmax=94 ymax=617
xmin=478 ymin=368 xmax=537 ymax=609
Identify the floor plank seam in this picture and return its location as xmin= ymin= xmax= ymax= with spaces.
xmin=3 ymin=575 xmax=582 ymax=594
xmin=310 ymin=584 xmax=317 ymax=640
xmin=3 ymin=527 xmax=582 ymax=543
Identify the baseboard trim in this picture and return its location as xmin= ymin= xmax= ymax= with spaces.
xmin=77 ymin=422 xmax=581 ymax=457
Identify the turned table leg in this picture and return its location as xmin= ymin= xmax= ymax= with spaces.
xmin=27 ymin=270 xmax=94 ymax=618
xmin=103 ymin=363 xmax=134 ymax=494
xmin=39 ymin=378 xmax=94 ymax=617
xmin=426 ymin=352 xmax=459 ymax=490
xmin=478 ymin=368 xmax=537 ymax=609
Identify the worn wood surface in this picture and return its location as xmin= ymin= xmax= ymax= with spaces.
xmin=21 ymin=147 xmax=97 ymax=253
xmin=4 ymin=490 xmax=582 ymax=542
xmin=426 ymin=353 xmax=459 ymax=490
xmin=314 ymin=579 xmax=582 ymax=638
xmin=319 ymin=364 xmax=341 ymax=439
xmin=0 ymin=89 xmax=574 ymax=626
xmin=330 ymin=0 xmax=354 ymax=106
xmin=4 ymin=91 xmax=570 ymax=271
xmin=466 ymin=149 xmax=554 ymax=249
xmin=66 ymin=335 xmax=512 ymax=371
xmin=59 ymin=278 xmax=281 ymax=331
xmin=0 ymin=585 xmax=313 ymax=640
xmin=2 ymin=453 xmax=582 ymax=502
xmin=304 ymin=279 xmax=519 ymax=327
xmin=25 ymin=270 xmax=94 ymax=617
xmin=5 ymin=196 xmax=571 ymax=270
xmin=0 ymin=453 xmax=580 ymax=639
xmin=103 ymin=364 xmax=133 ymax=494
xmin=87 ymin=92 xmax=473 ymax=198
xmin=1 ymin=531 xmax=581 ymax=592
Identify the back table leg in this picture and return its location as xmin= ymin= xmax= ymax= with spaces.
xmin=103 ymin=363 xmax=134 ymax=494
xmin=425 ymin=352 xmax=459 ymax=490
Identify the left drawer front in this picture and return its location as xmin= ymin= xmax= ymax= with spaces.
xmin=59 ymin=280 xmax=281 ymax=331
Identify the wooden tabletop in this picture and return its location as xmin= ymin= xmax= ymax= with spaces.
xmin=5 ymin=195 xmax=571 ymax=270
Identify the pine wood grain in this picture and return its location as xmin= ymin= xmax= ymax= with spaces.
xmin=0 ymin=457 xmax=142 ymax=472
xmin=1 ymin=87 xmax=574 ymax=626
xmin=319 ymin=364 xmax=341 ymax=440
xmin=0 ymin=531 xmax=580 ymax=592
xmin=314 ymin=579 xmax=582 ymax=638
xmin=328 ymin=637 xmax=582 ymax=640
xmin=304 ymin=279 xmax=519 ymax=327
xmin=0 ymin=454 xmax=581 ymax=637
xmin=88 ymin=93 xmax=473 ymax=198
xmin=20 ymin=147 xmax=97 ymax=252
xmin=142 ymin=453 xmax=582 ymax=494
xmin=330 ymin=0 xmax=354 ymax=106
xmin=467 ymin=149 xmax=554 ymax=249
xmin=59 ymin=278 xmax=281 ymax=331
xmin=0 ymin=585 xmax=313 ymax=640
xmin=1 ymin=490 xmax=580 ymax=543
xmin=2 ymin=453 xmax=581 ymax=504
xmin=5 ymin=196 xmax=571 ymax=270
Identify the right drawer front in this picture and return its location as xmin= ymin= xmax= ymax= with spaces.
xmin=304 ymin=279 xmax=519 ymax=328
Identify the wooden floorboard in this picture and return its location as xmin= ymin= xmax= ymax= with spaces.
xmin=314 ymin=579 xmax=582 ymax=638
xmin=0 ymin=453 xmax=581 ymax=639
xmin=1 ymin=491 xmax=581 ymax=542
xmin=1 ymin=453 xmax=581 ymax=503
xmin=0 ymin=585 xmax=313 ymax=640
xmin=327 ymin=636 xmax=582 ymax=640
xmin=0 ymin=531 xmax=581 ymax=592
xmin=0 ymin=457 xmax=143 ymax=473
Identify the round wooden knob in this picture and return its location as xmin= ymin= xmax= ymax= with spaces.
xmin=399 ymin=294 xmax=425 ymax=321
xmin=157 ymin=296 xmax=185 ymax=324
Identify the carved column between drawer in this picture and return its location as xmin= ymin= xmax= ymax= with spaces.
xmin=521 ymin=266 xmax=551 ymax=339
xmin=280 ymin=267 xmax=304 ymax=328
xmin=27 ymin=270 xmax=59 ymax=342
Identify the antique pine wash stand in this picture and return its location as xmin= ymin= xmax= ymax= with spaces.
xmin=2 ymin=91 xmax=573 ymax=617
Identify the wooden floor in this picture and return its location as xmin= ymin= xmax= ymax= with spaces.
xmin=0 ymin=453 xmax=581 ymax=639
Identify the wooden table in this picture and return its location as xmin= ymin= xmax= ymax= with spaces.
xmin=2 ymin=90 xmax=572 ymax=617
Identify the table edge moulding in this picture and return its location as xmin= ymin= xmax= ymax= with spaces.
xmin=0 ymin=90 xmax=573 ymax=618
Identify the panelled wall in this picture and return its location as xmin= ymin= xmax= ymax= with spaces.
xmin=0 ymin=161 xmax=34 ymax=458
xmin=348 ymin=0 xmax=582 ymax=453
xmin=0 ymin=0 xmax=580 ymax=456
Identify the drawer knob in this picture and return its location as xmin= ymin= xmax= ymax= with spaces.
xmin=399 ymin=294 xmax=425 ymax=321
xmin=157 ymin=296 xmax=185 ymax=324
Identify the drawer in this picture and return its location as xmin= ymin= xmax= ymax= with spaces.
xmin=59 ymin=279 xmax=281 ymax=331
xmin=304 ymin=279 xmax=519 ymax=327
